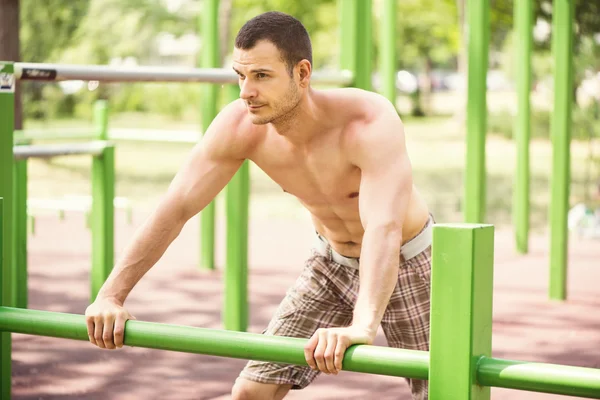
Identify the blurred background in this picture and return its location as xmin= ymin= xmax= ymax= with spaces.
xmin=2 ymin=0 xmax=600 ymax=230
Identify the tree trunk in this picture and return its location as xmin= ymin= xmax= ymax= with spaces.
xmin=0 ymin=0 xmax=22 ymax=129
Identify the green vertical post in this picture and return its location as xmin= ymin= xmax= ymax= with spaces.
xmin=94 ymin=100 xmax=109 ymax=140
xmin=429 ymin=223 xmax=495 ymax=400
xmin=0 ymin=65 xmax=15 ymax=397
xmin=355 ymin=0 xmax=373 ymax=91
xmin=0 ymin=63 xmax=15 ymax=316
xmin=12 ymin=158 xmax=27 ymax=308
xmin=90 ymin=145 xmax=115 ymax=301
xmin=339 ymin=0 xmax=357 ymax=79
xmin=224 ymin=84 xmax=249 ymax=332
xmin=464 ymin=0 xmax=489 ymax=223
xmin=0 ymin=198 xmax=12 ymax=399
xmin=198 ymin=0 xmax=220 ymax=271
xmin=380 ymin=0 xmax=397 ymax=106
xmin=514 ymin=0 xmax=533 ymax=254
xmin=549 ymin=0 xmax=574 ymax=301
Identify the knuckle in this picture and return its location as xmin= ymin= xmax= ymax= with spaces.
xmin=114 ymin=329 xmax=124 ymax=337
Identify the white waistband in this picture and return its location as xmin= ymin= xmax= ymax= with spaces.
xmin=314 ymin=217 xmax=433 ymax=269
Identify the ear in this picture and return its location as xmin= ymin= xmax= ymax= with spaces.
xmin=296 ymin=59 xmax=312 ymax=88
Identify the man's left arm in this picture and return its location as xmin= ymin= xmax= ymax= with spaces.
xmin=304 ymin=107 xmax=413 ymax=375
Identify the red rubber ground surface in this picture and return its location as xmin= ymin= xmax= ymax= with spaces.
xmin=11 ymin=211 xmax=600 ymax=399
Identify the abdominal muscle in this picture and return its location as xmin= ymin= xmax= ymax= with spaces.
xmin=306 ymin=187 xmax=430 ymax=258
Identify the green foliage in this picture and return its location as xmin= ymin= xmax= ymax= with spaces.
xmin=394 ymin=0 xmax=460 ymax=69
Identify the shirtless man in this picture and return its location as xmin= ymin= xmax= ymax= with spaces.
xmin=85 ymin=11 xmax=432 ymax=400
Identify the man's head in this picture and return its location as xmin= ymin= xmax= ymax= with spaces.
xmin=233 ymin=11 xmax=313 ymax=125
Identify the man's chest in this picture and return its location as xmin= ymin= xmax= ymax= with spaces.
xmin=250 ymin=142 xmax=362 ymax=206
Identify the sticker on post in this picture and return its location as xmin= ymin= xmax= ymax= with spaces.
xmin=0 ymin=72 xmax=15 ymax=93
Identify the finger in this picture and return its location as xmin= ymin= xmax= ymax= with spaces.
xmin=314 ymin=330 xmax=329 ymax=374
xmin=113 ymin=312 xmax=128 ymax=348
xmin=334 ymin=336 xmax=348 ymax=373
xmin=304 ymin=332 xmax=319 ymax=370
xmin=86 ymin=317 xmax=97 ymax=346
xmin=102 ymin=314 xmax=116 ymax=350
xmin=94 ymin=317 xmax=106 ymax=349
xmin=324 ymin=332 xmax=338 ymax=374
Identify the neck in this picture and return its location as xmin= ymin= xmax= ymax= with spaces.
xmin=270 ymin=88 xmax=321 ymax=146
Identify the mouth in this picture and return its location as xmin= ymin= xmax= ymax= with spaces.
xmin=247 ymin=104 xmax=265 ymax=111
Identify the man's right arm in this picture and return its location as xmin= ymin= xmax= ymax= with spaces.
xmin=85 ymin=101 xmax=249 ymax=349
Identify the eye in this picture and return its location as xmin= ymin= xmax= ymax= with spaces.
xmin=238 ymin=74 xmax=246 ymax=80
xmin=257 ymin=73 xmax=268 ymax=79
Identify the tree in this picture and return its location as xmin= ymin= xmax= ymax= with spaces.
xmin=0 ymin=0 xmax=22 ymax=129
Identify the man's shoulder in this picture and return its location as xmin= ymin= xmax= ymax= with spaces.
xmin=325 ymin=88 xmax=398 ymax=125
xmin=203 ymin=99 xmax=260 ymax=158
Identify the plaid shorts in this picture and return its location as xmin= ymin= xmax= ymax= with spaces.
xmin=240 ymin=219 xmax=432 ymax=400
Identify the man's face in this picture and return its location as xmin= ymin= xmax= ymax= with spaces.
xmin=232 ymin=40 xmax=301 ymax=125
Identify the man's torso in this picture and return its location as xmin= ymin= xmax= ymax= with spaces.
xmin=233 ymin=88 xmax=430 ymax=258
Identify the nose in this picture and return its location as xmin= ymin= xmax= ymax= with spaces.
xmin=239 ymin=79 xmax=257 ymax=100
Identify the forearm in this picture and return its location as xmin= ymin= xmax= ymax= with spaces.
xmin=97 ymin=203 xmax=186 ymax=304
xmin=352 ymin=226 xmax=402 ymax=335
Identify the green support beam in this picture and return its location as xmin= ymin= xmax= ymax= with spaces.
xmin=94 ymin=100 xmax=109 ymax=140
xmin=380 ymin=0 xmax=397 ymax=105
xmin=198 ymin=0 xmax=220 ymax=271
xmin=224 ymin=85 xmax=249 ymax=332
xmin=12 ymin=159 xmax=27 ymax=308
xmin=464 ymin=0 xmax=490 ymax=223
xmin=0 ymin=199 xmax=11 ymax=400
xmin=0 ymin=306 xmax=429 ymax=379
xmin=0 ymin=62 xmax=15 ymax=400
xmin=514 ymin=0 xmax=533 ymax=254
xmin=91 ymin=145 xmax=115 ymax=301
xmin=429 ymin=223 xmax=495 ymax=399
xmin=549 ymin=0 xmax=574 ymax=301
xmin=355 ymin=0 xmax=373 ymax=91
xmin=339 ymin=0 xmax=357 ymax=79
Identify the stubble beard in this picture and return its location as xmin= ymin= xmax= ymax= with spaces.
xmin=250 ymin=80 xmax=301 ymax=126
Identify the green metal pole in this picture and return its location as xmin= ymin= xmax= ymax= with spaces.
xmin=94 ymin=100 xmax=109 ymax=140
xmin=514 ymin=0 xmax=533 ymax=254
xmin=0 ymin=199 xmax=11 ymax=400
xmin=355 ymin=0 xmax=373 ymax=91
xmin=549 ymin=0 xmax=574 ymax=301
xmin=380 ymin=0 xmax=397 ymax=106
xmin=429 ymin=223 xmax=495 ymax=400
xmin=12 ymin=158 xmax=27 ymax=309
xmin=464 ymin=0 xmax=490 ymax=223
xmin=198 ymin=0 xmax=220 ymax=271
xmin=224 ymin=84 xmax=249 ymax=332
xmin=91 ymin=145 xmax=115 ymax=302
xmin=477 ymin=357 xmax=600 ymax=398
xmin=0 ymin=306 xmax=429 ymax=379
xmin=0 ymin=63 xmax=15 ymax=312
xmin=339 ymin=0 xmax=357 ymax=80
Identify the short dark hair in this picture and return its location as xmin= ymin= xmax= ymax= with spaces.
xmin=235 ymin=11 xmax=312 ymax=75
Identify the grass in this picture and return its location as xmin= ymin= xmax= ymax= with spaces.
xmin=20 ymin=103 xmax=600 ymax=230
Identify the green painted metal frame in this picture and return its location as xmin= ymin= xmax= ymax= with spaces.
xmin=198 ymin=0 xmax=220 ymax=271
xmin=549 ymin=0 xmax=574 ymax=301
xmin=380 ymin=0 xmax=397 ymax=106
xmin=464 ymin=0 xmax=489 ymax=223
xmin=514 ymin=0 xmax=533 ymax=254
xmin=430 ymin=223 xmax=495 ymax=399
xmin=224 ymin=85 xmax=249 ymax=332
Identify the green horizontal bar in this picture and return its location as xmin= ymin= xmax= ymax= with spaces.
xmin=477 ymin=357 xmax=600 ymax=399
xmin=0 ymin=307 xmax=429 ymax=379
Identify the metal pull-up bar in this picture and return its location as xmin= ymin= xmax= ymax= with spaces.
xmin=13 ymin=141 xmax=111 ymax=160
xmin=13 ymin=62 xmax=354 ymax=86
